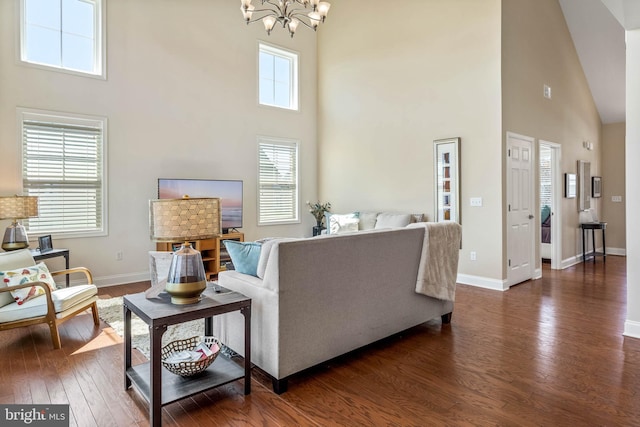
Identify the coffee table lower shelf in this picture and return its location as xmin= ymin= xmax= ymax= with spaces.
xmin=126 ymin=356 xmax=244 ymax=405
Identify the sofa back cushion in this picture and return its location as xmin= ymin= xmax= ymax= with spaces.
xmin=357 ymin=212 xmax=379 ymax=230
xmin=374 ymin=212 xmax=413 ymax=229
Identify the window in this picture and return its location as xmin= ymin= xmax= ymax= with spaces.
xmin=20 ymin=109 xmax=107 ymax=237
xmin=20 ymin=0 xmax=105 ymax=78
xmin=258 ymin=43 xmax=299 ymax=110
xmin=258 ymin=137 xmax=299 ymax=225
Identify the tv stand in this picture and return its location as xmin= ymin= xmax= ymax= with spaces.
xmin=156 ymin=231 xmax=244 ymax=279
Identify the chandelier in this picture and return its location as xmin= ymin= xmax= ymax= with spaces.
xmin=240 ymin=0 xmax=331 ymax=38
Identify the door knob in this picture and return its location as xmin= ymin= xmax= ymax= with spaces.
xmin=528 ymin=214 xmax=534 ymax=219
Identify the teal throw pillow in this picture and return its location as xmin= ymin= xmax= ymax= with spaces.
xmin=223 ymin=240 xmax=262 ymax=277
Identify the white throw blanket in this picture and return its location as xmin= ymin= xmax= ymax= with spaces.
xmin=410 ymin=222 xmax=462 ymax=301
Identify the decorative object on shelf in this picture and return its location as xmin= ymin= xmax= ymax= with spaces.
xmin=592 ymin=176 xmax=602 ymax=198
xmin=240 ymin=0 xmax=331 ymax=37
xmin=434 ymin=138 xmax=461 ymax=223
xmin=564 ymin=173 xmax=576 ymax=198
xmin=149 ymin=196 xmax=221 ymax=304
xmin=0 ymin=195 xmax=38 ymax=251
xmin=306 ymin=200 xmax=331 ymax=233
xmin=161 ymin=336 xmax=222 ymax=377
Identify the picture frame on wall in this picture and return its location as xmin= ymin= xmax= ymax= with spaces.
xmin=433 ymin=137 xmax=461 ymax=223
xmin=38 ymin=235 xmax=53 ymax=253
xmin=592 ymin=176 xmax=602 ymax=198
xmin=565 ymin=173 xmax=576 ymax=198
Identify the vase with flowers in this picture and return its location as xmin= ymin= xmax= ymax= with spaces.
xmin=306 ymin=200 xmax=331 ymax=236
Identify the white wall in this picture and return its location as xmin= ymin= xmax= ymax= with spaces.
xmin=625 ymin=28 xmax=640 ymax=338
xmin=0 ymin=0 xmax=319 ymax=286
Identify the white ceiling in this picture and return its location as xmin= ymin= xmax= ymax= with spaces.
xmin=558 ymin=0 xmax=626 ymax=124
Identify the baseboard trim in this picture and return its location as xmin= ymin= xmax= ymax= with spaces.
xmin=623 ymin=320 xmax=640 ymax=340
xmin=457 ymin=274 xmax=508 ymax=291
xmin=561 ymin=256 xmax=582 ymax=269
xmin=607 ymin=247 xmax=626 ymax=256
xmin=534 ymin=268 xmax=542 ymax=280
xmin=93 ymin=271 xmax=150 ymax=287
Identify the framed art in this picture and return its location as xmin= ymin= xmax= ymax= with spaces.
xmin=592 ymin=176 xmax=602 ymax=198
xmin=434 ymin=137 xmax=460 ymax=223
xmin=38 ymin=235 xmax=53 ymax=253
xmin=564 ymin=173 xmax=576 ymax=198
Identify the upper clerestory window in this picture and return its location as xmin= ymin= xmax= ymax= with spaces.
xmin=19 ymin=0 xmax=105 ymax=79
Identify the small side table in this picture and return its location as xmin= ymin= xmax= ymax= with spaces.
xmin=581 ymin=222 xmax=607 ymax=263
xmin=123 ymin=284 xmax=251 ymax=427
xmin=31 ymin=248 xmax=70 ymax=286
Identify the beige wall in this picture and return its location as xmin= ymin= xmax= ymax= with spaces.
xmin=602 ymin=122 xmax=626 ymax=253
xmin=0 ymin=0 xmax=319 ymax=285
xmin=502 ymin=0 xmax=602 ymax=269
xmin=317 ymin=0 xmax=504 ymax=282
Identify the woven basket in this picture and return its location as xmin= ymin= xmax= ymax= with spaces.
xmin=161 ymin=336 xmax=222 ymax=377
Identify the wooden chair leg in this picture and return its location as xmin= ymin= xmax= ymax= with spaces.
xmin=48 ymin=321 xmax=61 ymax=349
xmin=91 ymin=301 xmax=100 ymax=325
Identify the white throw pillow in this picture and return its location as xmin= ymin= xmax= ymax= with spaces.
xmin=374 ymin=212 xmax=413 ymax=229
xmin=329 ymin=213 xmax=360 ymax=235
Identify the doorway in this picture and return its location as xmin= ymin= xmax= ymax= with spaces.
xmin=539 ymin=140 xmax=562 ymax=270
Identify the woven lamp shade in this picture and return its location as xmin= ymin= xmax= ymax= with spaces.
xmin=0 ymin=196 xmax=39 ymax=220
xmin=150 ymin=197 xmax=221 ymax=242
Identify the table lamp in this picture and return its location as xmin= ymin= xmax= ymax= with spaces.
xmin=149 ymin=196 xmax=221 ymax=304
xmin=0 ymin=195 xmax=39 ymax=251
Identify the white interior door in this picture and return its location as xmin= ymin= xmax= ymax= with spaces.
xmin=507 ymin=132 xmax=535 ymax=286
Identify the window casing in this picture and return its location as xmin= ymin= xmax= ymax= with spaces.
xmin=258 ymin=43 xmax=299 ymax=110
xmin=258 ymin=137 xmax=299 ymax=225
xmin=19 ymin=109 xmax=107 ymax=238
xmin=19 ymin=0 xmax=105 ymax=78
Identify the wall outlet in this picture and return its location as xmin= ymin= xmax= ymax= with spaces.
xmin=612 ymin=196 xmax=623 ymax=203
xmin=470 ymin=251 xmax=477 ymax=261
xmin=116 ymin=251 xmax=123 ymax=261
xmin=470 ymin=197 xmax=483 ymax=207
xmin=543 ymin=84 xmax=552 ymax=99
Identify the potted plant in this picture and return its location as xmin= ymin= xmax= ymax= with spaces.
xmin=306 ymin=200 xmax=331 ymax=236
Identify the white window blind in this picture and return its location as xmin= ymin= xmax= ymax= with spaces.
xmin=22 ymin=115 xmax=105 ymax=236
xmin=258 ymin=138 xmax=299 ymax=224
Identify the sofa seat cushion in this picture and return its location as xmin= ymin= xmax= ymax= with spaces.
xmin=0 ymin=284 xmax=97 ymax=323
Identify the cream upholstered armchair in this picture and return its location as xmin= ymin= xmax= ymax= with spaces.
xmin=0 ymin=249 xmax=99 ymax=349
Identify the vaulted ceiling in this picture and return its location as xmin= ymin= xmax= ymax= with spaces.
xmin=558 ymin=0 xmax=626 ymax=125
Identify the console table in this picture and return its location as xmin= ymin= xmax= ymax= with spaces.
xmin=581 ymin=222 xmax=607 ymax=263
xmin=31 ymin=248 xmax=70 ymax=286
xmin=123 ymin=284 xmax=251 ymax=427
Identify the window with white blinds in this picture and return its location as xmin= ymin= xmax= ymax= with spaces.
xmin=258 ymin=137 xmax=299 ymax=225
xmin=20 ymin=110 xmax=107 ymax=237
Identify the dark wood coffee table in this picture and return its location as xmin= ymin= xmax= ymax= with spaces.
xmin=123 ymin=284 xmax=251 ymax=427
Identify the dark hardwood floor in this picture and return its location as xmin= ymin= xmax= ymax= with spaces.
xmin=1 ymin=256 xmax=639 ymax=426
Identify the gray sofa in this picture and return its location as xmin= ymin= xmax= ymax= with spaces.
xmin=211 ymin=224 xmax=461 ymax=393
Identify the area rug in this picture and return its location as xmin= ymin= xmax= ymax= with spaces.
xmin=96 ymin=297 xmax=204 ymax=360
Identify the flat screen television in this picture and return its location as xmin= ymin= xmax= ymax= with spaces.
xmin=158 ymin=178 xmax=243 ymax=233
